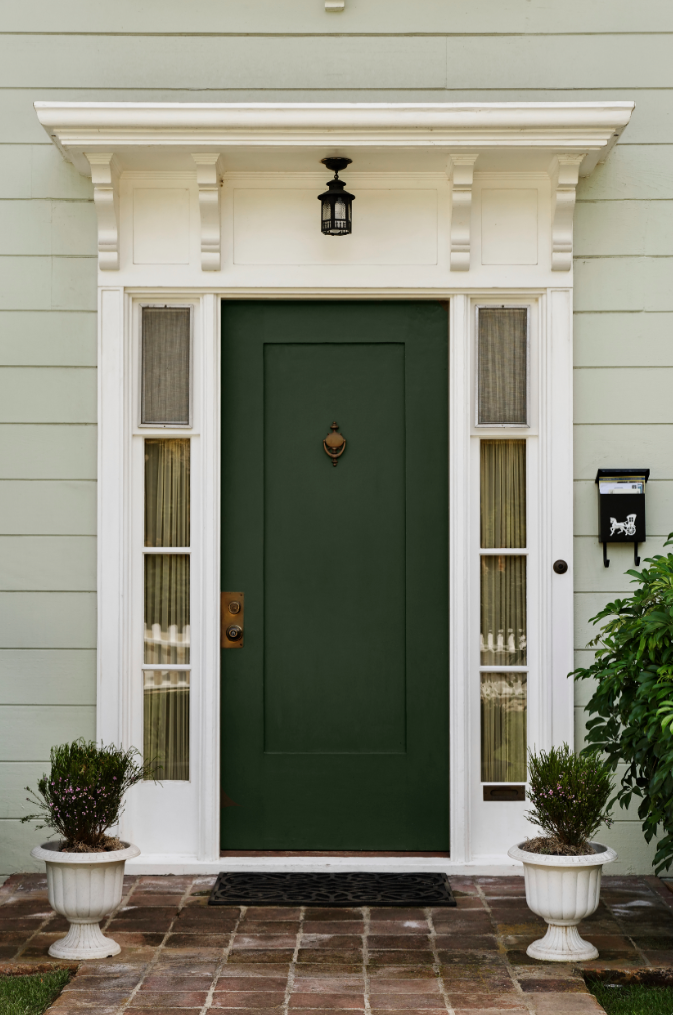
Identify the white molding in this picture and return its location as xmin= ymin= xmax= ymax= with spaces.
xmin=35 ymin=103 xmax=634 ymax=176
xmin=197 ymin=294 xmax=221 ymax=861
xmin=97 ymin=287 xmax=127 ymax=745
xmin=547 ymin=289 xmax=575 ymax=748
xmin=125 ymin=855 xmax=522 ymax=875
xmin=549 ymin=154 xmax=584 ymax=272
xmin=449 ymin=295 xmax=471 ymax=863
xmin=86 ymin=153 xmax=120 ymax=271
xmin=325 ymin=0 xmax=345 ymax=9
xmin=192 ymin=154 xmax=222 ymax=272
xmin=448 ymin=155 xmax=478 ymax=272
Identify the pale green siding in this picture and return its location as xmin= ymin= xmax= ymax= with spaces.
xmin=1 ymin=0 xmax=671 ymax=876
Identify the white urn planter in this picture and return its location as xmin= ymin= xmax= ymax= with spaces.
xmin=31 ymin=840 xmax=140 ymax=959
xmin=507 ymin=841 xmax=617 ymax=961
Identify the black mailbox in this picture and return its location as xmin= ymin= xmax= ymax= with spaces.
xmin=596 ymin=468 xmax=649 ymax=568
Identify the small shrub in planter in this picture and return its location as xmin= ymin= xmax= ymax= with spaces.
xmin=508 ymin=743 xmax=617 ymax=961
xmin=523 ymin=743 xmax=614 ymax=855
xmin=22 ymin=738 xmax=154 ymax=852
xmin=23 ymin=739 xmax=156 ymax=960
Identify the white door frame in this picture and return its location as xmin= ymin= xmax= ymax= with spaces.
xmin=96 ymin=284 xmax=573 ymax=875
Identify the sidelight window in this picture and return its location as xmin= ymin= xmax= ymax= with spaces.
xmin=142 ymin=438 xmax=191 ymax=780
xmin=479 ymin=428 xmax=528 ymax=782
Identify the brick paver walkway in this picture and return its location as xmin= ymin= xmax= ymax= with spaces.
xmin=2 ymin=874 xmax=673 ymax=1014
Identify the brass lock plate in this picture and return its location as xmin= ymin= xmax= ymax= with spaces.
xmin=221 ymin=592 xmax=245 ymax=648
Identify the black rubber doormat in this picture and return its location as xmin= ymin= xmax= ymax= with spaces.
xmin=209 ymin=871 xmax=456 ymax=907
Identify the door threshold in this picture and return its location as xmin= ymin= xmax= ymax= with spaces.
xmin=220 ymin=850 xmax=451 ymax=858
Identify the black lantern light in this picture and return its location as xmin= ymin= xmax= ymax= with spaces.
xmin=318 ymin=157 xmax=355 ymax=236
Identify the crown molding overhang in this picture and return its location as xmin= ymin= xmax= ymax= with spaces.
xmin=34 ymin=101 xmax=634 ymax=273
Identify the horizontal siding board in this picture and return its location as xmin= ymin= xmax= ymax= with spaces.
xmin=0 ymin=36 xmax=448 ymax=89
xmin=574 ymin=535 xmax=669 ymax=593
xmin=0 ymin=705 xmax=96 ymax=761
xmin=50 ymin=257 xmax=97 ymax=312
xmin=575 ymin=201 xmax=673 ymax=257
xmin=0 ymin=536 xmax=96 ymax=591
xmin=4 ymin=0 xmax=673 ymax=35
xmin=0 ymin=481 xmax=96 ymax=534
xmin=0 ymin=256 xmax=50 ymax=311
xmin=1 ymin=35 xmax=672 ymax=91
xmin=574 ymin=479 xmax=673 ymax=535
xmin=0 ymin=201 xmax=51 ymax=256
xmin=0 ymin=147 xmax=32 ymax=199
xmin=0 ymin=819 xmax=47 ymax=876
xmin=0 ymin=649 xmax=96 ymax=705
xmin=574 ymin=366 xmax=673 ymax=423
xmin=0 ymin=763 xmax=47 ymax=818
xmin=30 ymin=147 xmax=93 ymax=201
xmin=0 ymin=367 xmax=96 ymax=423
xmin=578 ymin=146 xmax=673 ymax=201
xmin=574 ymin=257 xmax=673 ymax=312
xmin=0 ymin=312 xmax=96 ymax=367
xmin=0 ymin=592 xmax=96 ymax=647
xmin=574 ymin=312 xmax=673 ymax=367
xmin=51 ymin=201 xmax=96 ymax=257
xmin=574 ymin=424 xmax=673 ymax=479
xmin=0 ymin=425 xmax=96 ymax=479
xmin=574 ymin=590 xmax=621 ymax=648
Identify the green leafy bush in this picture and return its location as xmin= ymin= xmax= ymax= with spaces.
xmin=573 ymin=539 xmax=673 ymax=874
xmin=21 ymin=739 xmax=155 ymax=851
xmin=524 ymin=743 xmax=613 ymax=852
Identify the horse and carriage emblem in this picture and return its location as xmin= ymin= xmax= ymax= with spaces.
xmin=609 ymin=513 xmax=637 ymax=538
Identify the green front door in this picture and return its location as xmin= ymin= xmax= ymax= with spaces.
xmin=221 ymin=301 xmax=448 ymax=849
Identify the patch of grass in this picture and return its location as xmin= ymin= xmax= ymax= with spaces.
xmin=589 ymin=980 xmax=673 ymax=1015
xmin=0 ymin=969 xmax=70 ymax=1015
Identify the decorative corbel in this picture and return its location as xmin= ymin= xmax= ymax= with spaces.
xmin=192 ymin=153 xmax=222 ymax=271
xmin=85 ymin=153 xmax=120 ymax=271
xmin=550 ymin=154 xmax=585 ymax=271
xmin=448 ymin=154 xmax=478 ymax=271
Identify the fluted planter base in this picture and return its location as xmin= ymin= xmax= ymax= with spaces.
xmin=48 ymin=920 xmax=121 ymax=960
xmin=527 ymin=922 xmax=598 ymax=962
xmin=508 ymin=841 xmax=617 ymax=963
xmin=31 ymin=840 xmax=140 ymax=961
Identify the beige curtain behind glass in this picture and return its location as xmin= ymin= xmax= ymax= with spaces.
xmin=481 ymin=673 xmax=527 ymax=782
xmin=144 ymin=555 xmax=190 ymax=665
xmin=480 ymin=556 xmax=526 ymax=665
xmin=481 ymin=439 xmax=526 ymax=548
xmin=144 ymin=671 xmax=190 ymax=780
xmin=145 ymin=439 xmax=190 ymax=547
xmin=478 ymin=308 xmax=528 ymax=425
xmin=141 ymin=307 xmax=191 ymax=425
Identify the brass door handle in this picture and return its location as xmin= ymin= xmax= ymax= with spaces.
xmin=226 ymin=625 xmax=243 ymax=641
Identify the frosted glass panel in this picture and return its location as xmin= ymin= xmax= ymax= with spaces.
xmin=481 ymin=673 xmax=527 ymax=782
xmin=145 ymin=439 xmax=190 ymax=547
xmin=141 ymin=307 xmax=190 ymax=425
xmin=480 ymin=555 xmax=526 ymax=665
xmin=480 ymin=440 xmax=526 ymax=548
xmin=144 ymin=554 xmax=190 ymax=665
xmin=478 ymin=308 xmax=528 ymax=425
xmin=143 ymin=670 xmax=189 ymax=781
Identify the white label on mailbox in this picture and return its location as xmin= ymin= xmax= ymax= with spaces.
xmin=599 ymin=481 xmax=644 ymax=495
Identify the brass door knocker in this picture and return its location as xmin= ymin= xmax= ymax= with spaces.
xmin=323 ymin=421 xmax=346 ymax=466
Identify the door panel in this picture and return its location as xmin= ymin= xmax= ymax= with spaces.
xmin=221 ymin=301 xmax=448 ymax=849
